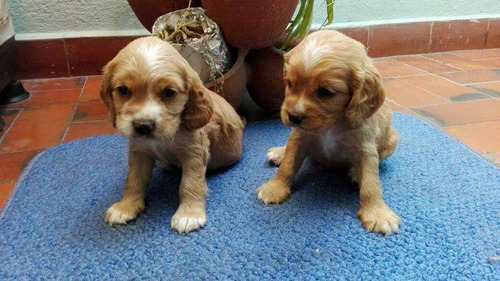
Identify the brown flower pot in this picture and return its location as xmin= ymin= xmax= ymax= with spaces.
xmin=200 ymin=0 xmax=298 ymax=49
xmin=247 ymin=38 xmax=301 ymax=113
xmin=205 ymin=48 xmax=248 ymax=109
xmin=127 ymin=0 xmax=201 ymax=32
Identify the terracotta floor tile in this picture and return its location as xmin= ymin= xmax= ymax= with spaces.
xmin=73 ymin=102 xmax=109 ymax=122
xmin=439 ymin=69 xmax=500 ymax=84
xmin=430 ymin=19 xmax=489 ymax=52
xmin=81 ymin=76 xmax=103 ymax=103
xmin=0 ymin=150 xmax=40 ymax=182
xmin=383 ymin=79 xmax=447 ymax=107
xmin=336 ymin=28 xmax=369 ymax=47
xmin=373 ymin=59 xmax=426 ymax=78
xmin=486 ymin=20 xmax=500 ymax=48
xmin=399 ymin=75 xmax=489 ymax=101
xmin=445 ymin=121 xmax=500 ymax=153
xmin=451 ymin=49 xmax=500 ymax=60
xmin=0 ymin=105 xmax=74 ymax=153
xmin=0 ymin=181 xmax=16 ymax=209
xmin=424 ymin=53 xmax=491 ymax=71
xmin=0 ymin=109 xmax=21 ymax=139
xmin=394 ymin=55 xmax=461 ymax=73
xmin=368 ymin=22 xmax=431 ymax=57
xmin=64 ymin=121 xmax=118 ymax=142
xmin=413 ymin=99 xmax=500 ymax=126
xmin=484 ymin=151 xmax=500 ymax=167
xmin=8 ymin=89 xmax=81 ymax=108
xmin=473 ymin=58 xmax=500 ymax=69
xmin=466 ymin=81 xmax=500 ymax=97
xmin=15 ymin=39 xmax=69 ymax=79
xmin=22 ymin=77 xmax=86 ymax=92
xmin=385 ymin=100 xmax=415 ymax=115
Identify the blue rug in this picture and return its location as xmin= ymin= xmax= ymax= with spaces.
xmin=1 ymin=113 xmax=499 ymax=280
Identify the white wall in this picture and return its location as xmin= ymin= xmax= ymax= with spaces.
xmin=8 ymin=0 xmax=500 ymax=40
xmin=312 ymin=0 xmax=500 ymax=28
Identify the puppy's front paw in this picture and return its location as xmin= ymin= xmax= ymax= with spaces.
xmin=171 ymin=205 xmax=207 ymax=234
xmin=105 ymin=200 xmax=145 ymax=226
xmin=267 ymin=146 xmax=286 ymax=166
xmin=257 ymin=179 xmax=291 ymax=204
xmin=358 ymin=204 xmax=401 ymax=235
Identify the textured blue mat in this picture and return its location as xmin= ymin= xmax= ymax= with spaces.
xmin=1 ymin=113 xmax=499 ymax=280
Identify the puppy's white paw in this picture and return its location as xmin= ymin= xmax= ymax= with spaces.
xmin=105 ymin=200 xmax=144 ymax=226
xmin=171 ymin=206 xmax=207 ymax=234
xmin=257 ymin=179 xmax=291 ymax=204
xmin=358 ymin=204 xmax=401 ymax=235
xmin=267 ymin=146 xmax=286 ymax=166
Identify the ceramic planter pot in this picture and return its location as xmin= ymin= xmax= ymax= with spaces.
xmin=246 ymin=38 xmax=301 ymax=113
xmin=127 ymin=0 xmax=201 ymax=31
xmin=205 ymin=48 xmax=248 ymax=109
xmin=200 ymin=0 xmax=298 ymax=49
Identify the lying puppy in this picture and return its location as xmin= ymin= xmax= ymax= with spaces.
xmin=257 ymin=30 xmax=401 ymax=235
xmin=100 ymin=36 xmax=245 ymax=234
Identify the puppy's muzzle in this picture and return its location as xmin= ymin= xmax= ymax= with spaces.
xmin=288 ymin=112 xmax=305 ymax=125
xmin=133 ymin=119 xmax=155 ymax=136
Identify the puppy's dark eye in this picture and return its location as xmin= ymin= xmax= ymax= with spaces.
xmin=318 ymin=87 xmax=335 ymax=98
xmin=117 ymin=86 xmax=129 ymax=96
xmin=161 ymin=88 xmax=176 ymax=100
xmin=285 ymin=79 xmax=292 ymax=88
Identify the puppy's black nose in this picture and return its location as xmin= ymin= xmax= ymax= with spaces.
xmin=133 ymin=119 xmax=155 ymax=136
xmin=288 ymin=113 xmax=305 ymax=125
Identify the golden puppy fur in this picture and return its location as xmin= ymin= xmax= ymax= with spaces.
xmin=257 ymin=30 xmax=401 ymax=235
xmin=100 ymin=36 xmax=245 ymax=234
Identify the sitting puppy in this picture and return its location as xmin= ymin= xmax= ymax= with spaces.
xmin=257 ymin=30 xmax=401 ymax=235
xmin=100 ymin=37 xmax=245 ymax=234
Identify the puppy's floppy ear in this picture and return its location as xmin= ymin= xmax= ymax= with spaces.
xmin=181 ymin=73 xmax=214 ymax=130
xmin=345 ymin=64 xmax=385 ymax=127
xmin=100 ymin=61 xmax=117 ymax=127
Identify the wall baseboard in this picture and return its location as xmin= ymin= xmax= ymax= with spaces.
xmin=14 ymin=18 xmax=500 ymax=79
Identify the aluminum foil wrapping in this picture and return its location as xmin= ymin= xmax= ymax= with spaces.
xmin=152 ymin=7 xmax=231 ymax=81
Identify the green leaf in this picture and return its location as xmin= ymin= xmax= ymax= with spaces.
xmin=325 ymin=0 xmax=335 ymax=25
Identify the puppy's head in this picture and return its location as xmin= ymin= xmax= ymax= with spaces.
xmin=281 ymin=30 xmax=385 ymax=132
xmin=100 ymin=37 xmax=213 ymax=140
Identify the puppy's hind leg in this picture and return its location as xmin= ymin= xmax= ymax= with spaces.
xmin=379 ymin=127 xmax=399 ymax=161
xmin=267 ymin=146 xmax=286 ymax=166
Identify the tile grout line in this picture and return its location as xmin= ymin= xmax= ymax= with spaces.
xmin=413 ymin=55 xmax=468 ymax=72
xmin=0 ymin=148 xmax=43 ymax=156
xmin=394 ymin=57 xmax=499 ymax=96
xmin=440 ymin=119 xmax=500 ymax=129
xmin=1 ymin=102 xmax=85 ymax=111
xmin=394 ymin=78 xmax=453 ymax=104
xmin=484 ymin=19 xmax=491 ymax=49
xmin=393 ymin=56 xmax=463 ymax=73
xmin=0 ymin=180 xmax=16 ymax=185
xmin=384 ymin=57 xmax=500 ymax=149
xmin=409 ymin=97 xmax=498 ymax=110
xmin=428 ymin=21 xmax=434 ymax=53
xmin=0 ymin=108 xmax=24 ymax=148
xmin=62 ymin=38 xmax=72 ymax=77
xmin=383 ymin=59 xmax=470 ymax=103
xmin=462 ymin=79 xmax=500 ymax=86
xmin=60 ymin=77 xmax=88 ymax=144
xmin=72 ymin=120 xmax=109 ymax=124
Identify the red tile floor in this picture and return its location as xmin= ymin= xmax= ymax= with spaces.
xmin=1 ymin=49 xmax=500 ymax=208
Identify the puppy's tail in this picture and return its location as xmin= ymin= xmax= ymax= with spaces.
xmin=239 ymin=115 xmax=247 ymax=128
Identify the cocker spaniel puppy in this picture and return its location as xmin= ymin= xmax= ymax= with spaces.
xmin=100 ymin=37 xmax=245 ymax=234
xmin=257 ymin=30 xmax=401 ymax=235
